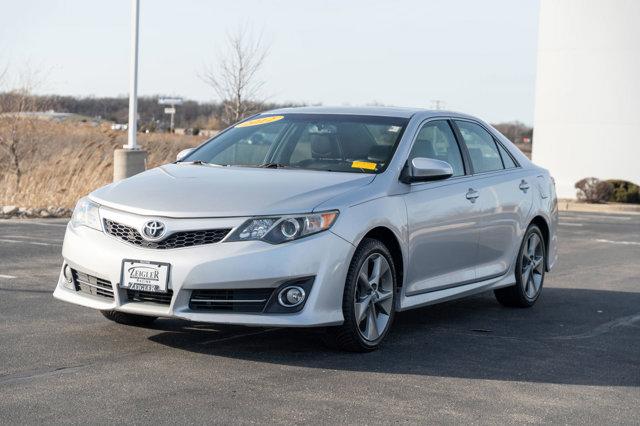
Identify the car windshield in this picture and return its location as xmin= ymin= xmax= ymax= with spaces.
xmin=183 ymin=114 xmax=409 ymax=173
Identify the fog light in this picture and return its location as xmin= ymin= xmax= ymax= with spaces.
xmin=62 ymin=264 xmax=75 ymax=289
xmin=278 ymin=286 xmax=306 ymax=308
xmin=63 ymin=264 xmax=73 ymax=283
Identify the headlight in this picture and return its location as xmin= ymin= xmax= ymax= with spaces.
xmin=227 ymin=211 xmax=339 ymax=244
xmin=70 ymin=197 xmax=102 ymax=231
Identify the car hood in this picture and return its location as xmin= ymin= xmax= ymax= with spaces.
xmin=90 ymin=163 xmax=375 ymax=217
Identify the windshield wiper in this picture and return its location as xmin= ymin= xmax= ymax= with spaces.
xmin=257 ymin=162 xmax=290 ymax=169
xmin=187 ymin=162 xmax=292 ymax=169
xmin=180 ymin=160 xmax=224 ymax=166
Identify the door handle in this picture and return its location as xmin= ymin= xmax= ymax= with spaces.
xmin=465 ymin=188 xmax=479 ymax=203
xmin=519 ymin=180 xmax=530 ymax=192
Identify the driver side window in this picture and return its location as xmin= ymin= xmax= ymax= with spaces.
xmin=409 ymin=120 xmax=465 ymax=177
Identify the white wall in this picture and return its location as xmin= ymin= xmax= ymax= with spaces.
xmin=532 ymin=0 xmax=640 ymax=199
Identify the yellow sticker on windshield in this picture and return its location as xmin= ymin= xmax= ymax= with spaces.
xmin=351 ymin=161 xmax=378 ymax=171
xmin=235 ymin=115 xmax=284 ymax=128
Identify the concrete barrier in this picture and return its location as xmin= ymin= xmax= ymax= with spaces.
xmin=113 ymin=149 xmax=147 ymax=182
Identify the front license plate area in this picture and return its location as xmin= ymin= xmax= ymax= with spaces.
xmin=120 ymin=260 xmax=170 ymax=293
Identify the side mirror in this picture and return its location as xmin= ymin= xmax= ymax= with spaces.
xmin=176 ymin=148 xmax=195 ymax=162
xmin=401 ymin=157 xmax=454 ymax=183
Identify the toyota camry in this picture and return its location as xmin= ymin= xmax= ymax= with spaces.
xmin=54 ymin=107 xmax=558 ymax=351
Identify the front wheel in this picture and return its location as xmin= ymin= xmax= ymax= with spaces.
xmin=324 ymin=238 xmax=397 ymax=352
xmin=494 ymin=224 xmax=546 ymax=307
xmin=101 ymin=310 xmax=157 ymax=327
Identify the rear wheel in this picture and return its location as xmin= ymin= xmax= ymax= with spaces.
xmin=101 ymin=310 xmax=157 ymax=327
xmin=324 ymin=238 xmax=397 ymax=352
xmin=494 ymin=224 xmax=546 ymax=307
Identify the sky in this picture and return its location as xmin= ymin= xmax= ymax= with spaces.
xmin=0 ymin=0 xmax=540 ymax=124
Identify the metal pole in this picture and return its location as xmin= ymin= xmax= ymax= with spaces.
xmin=125 ymin=0 xmax=140 ymax=149
xmin=113 ymin=0 xmax=146 ymax=181
xmin=170 ymin=104 xmax=175 ymax=132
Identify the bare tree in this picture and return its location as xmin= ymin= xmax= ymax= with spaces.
xmin=202 ymin=27 xmax=269 ymax=126
xmin=0 ymin=69 xmax=44 ymax=191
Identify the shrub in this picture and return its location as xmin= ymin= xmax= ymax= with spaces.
xmin=606 ymin=180 xmax=640 ymax=204
xmin=575 ymin=177 xmax=614 ymax=203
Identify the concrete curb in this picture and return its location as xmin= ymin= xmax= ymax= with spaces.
xmin=558 ymin=199 xmax=640 ymax=215
xmin=0 ymin=205 xmax=72 ymax=219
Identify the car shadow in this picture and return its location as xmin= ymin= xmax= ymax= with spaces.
xmin=147 ymin=287 xmax=640 ymax=387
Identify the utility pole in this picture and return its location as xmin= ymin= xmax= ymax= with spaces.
xmin=430 ymin=100 xmax=446 ymax=110
xmin=113 ymin=0 xmax=147 ymax=181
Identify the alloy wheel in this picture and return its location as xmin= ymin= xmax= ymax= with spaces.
xmin=354 ymin=253 xmax=394 ymax=341
xmin=521 ymin=232 xmax=544 ymax=299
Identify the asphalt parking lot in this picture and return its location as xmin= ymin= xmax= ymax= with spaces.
xmin=1 ymin=211 xmax=638 ymax=424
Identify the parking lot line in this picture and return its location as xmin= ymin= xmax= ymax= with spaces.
xmin=3 ymin=235 xmax=63 ymax=243
xmin=1 ymin=220 xmax=68 ymax=227
xmin=0 ymin=274 xmax=17 ymax=279
xmin=594 ymin=238 xmax=640 ymax=246
xmin=552 ymin=313 xmax=640 ymax=340
xmin=0 ymin=238 xmax=62 ymax=247
xmin=559 ymin=222 xmax=583 ymax=227
xmin=562 ymin=214 xmax=632 ymax=222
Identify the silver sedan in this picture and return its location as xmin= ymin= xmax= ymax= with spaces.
xmin=54 ymin=107 xmax=558 ymax=352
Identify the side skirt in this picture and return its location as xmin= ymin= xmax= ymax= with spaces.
xmin=397 ymin=273 xmax=515 ymax=311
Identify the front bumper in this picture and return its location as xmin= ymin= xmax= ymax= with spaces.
xmin=53 ymin=220 xmax=355 ymax=327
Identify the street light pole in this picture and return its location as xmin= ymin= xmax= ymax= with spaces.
xmin=114 ymin=0 xmax=147 ymax=181
xmin=126 ymin=0 xmax=140 ymax=149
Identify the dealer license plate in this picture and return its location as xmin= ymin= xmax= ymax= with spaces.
xmin=120 ymin=260 xmax=170 ymax=293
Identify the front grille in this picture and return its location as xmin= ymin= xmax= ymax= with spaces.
xmin=103 ymin=219 xmax=231 ymax=249
xmin=72 ymin=269 xmax=114 ymax=299
xmin=127 ymin=289 xmax=173 ymax=305
xmin=190 ymin=288 xmax=275 ymax=313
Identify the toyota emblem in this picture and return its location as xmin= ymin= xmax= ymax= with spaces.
xmin=142 ymin=220 xmax=166 ymax=241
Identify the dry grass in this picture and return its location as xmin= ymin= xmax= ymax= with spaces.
xmin=0 ymin=121 xmax=203 ymax=208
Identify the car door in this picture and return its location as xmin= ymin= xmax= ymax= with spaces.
xmin=453 ymin=120 xmax=533 ymax=280
xmin=403 ymin=119 xmax=482 ymax=296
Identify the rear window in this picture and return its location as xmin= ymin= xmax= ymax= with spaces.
xmin=455 ymin=120 xmax=504 ymax=173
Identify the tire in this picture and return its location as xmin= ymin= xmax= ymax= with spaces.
xmin=494 ymin=224 xmax=546 ymax=308
xmin=100 ymin=310 xmax=157 ymax=327
xmin=324 ymin=238 xmax=397 ymax=352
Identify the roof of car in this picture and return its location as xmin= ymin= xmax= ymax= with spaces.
xmin=263 ymin=106 xmax=474 ymax=120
